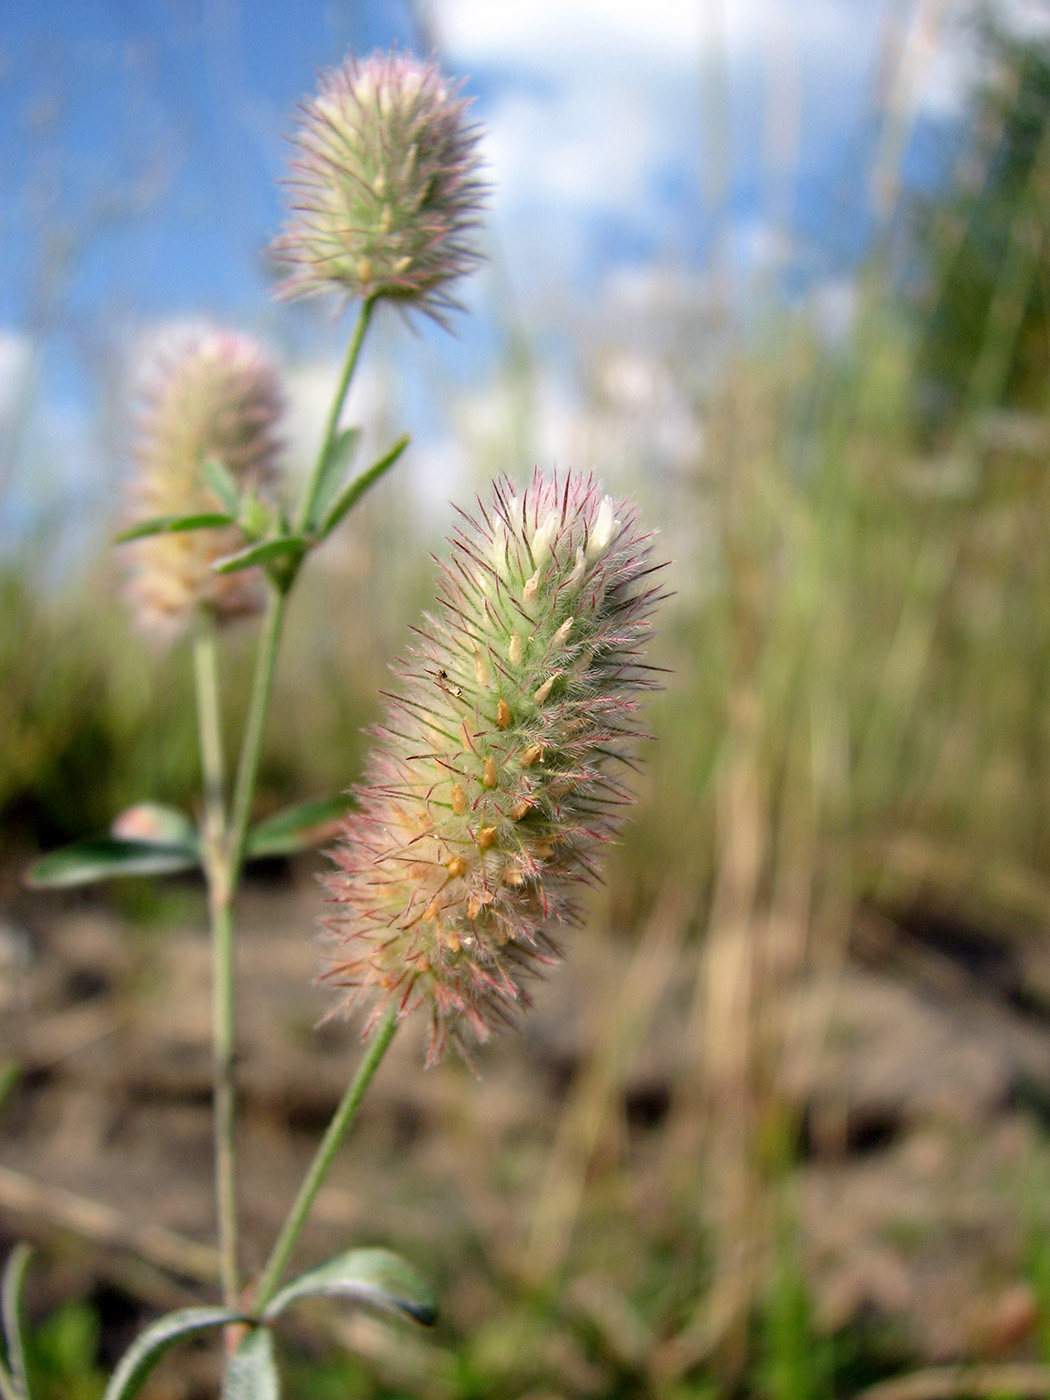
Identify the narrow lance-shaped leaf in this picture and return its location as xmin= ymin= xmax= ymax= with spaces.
xmin=319 ymin=434 xmax=409 ymax=539
xmin=221 ymin=1327 xmax=279 ymax=1400
xmin=245 ymin=794 xmax=356 ymax=859
xmin=113 ymin=512 xmax=234 ymax=544
xmin=262 ymin=1248 xmax=437 ymax=1327
xmin=26 ymin=838 xmax=200 ymax=890
xmin=202 ymin=457 xmax=242 ymax=516
xmin=212 ymin=536 xmax=308 ymax=576
xmin=103 ymin=1308 xmax=247 ymax=1400
xmin=306 ymin=425 xmax=361 ymax=534
xmin=2 ymin=1245 xmax=32 ymax=1400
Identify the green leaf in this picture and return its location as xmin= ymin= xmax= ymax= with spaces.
xmin=222 ymin=1327 xmax=279 ymax=1400
xmin=110 ymin=802 xmax=199 ymax=849
xmin=2 ymin=1244 xmax=32 ymax=1399
xmin=261 ymin=1248 xmax=436 ymax=1328
xmin=307 ymin=426 xmax=361 ymax=533
xmin=202 ymin=458 xmax=241 ymax=516
xmin=239 ymin=491 xmax=277 ymax=542
xmin=319 ymin=434 xmax=409 ymax=539
xmin=103 ymin=1308 xmax=246 ymax=1400
xmin=25 ymin=838 xmax=200 ymax=890
xmin=212 ymin=536 xmax=307 ymax=575
xmin=245 ymin=794 xmax=355 ymax=859
xmin=113 ymin=512 xmax=233 ymax=544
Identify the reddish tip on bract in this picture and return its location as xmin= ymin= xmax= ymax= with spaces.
xmin=322 ymin=468 xmax=667 ymax=1063
xmin=271 ymin=49 xmax=488 ymax=325
xmin=122 ymin=324 xmax=285 ymax=640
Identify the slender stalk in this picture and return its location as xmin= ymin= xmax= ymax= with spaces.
xmin=209 ymin=899 xmax=239 ymax=1307
xmin=227 ymin=299 xmax=376 ymax=884
xmin=228 ymin=585 xmax=287 ymax=885
xmin=295 ymin=297 xmax=375 ymax=534
xmin=193 ymin=618 xmax=227 ymax=844
xmin=198 ymin=302 xmax=376 ymax=1313
xmin=193 ymin=618 xmax=239 ymax=1308
xmin=0 ymin=1362 xmax=18 ymax=1400
xmin=253 ymin=1010 xmax=399 ymax=1311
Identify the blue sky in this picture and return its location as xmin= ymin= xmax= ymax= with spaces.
xmin=0 ymin=0 xmax=983 ymax=545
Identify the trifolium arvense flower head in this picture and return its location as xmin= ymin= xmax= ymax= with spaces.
xmin=123 ymin=324 xmax=285 ymax=639
xmin=271 ymin=49 xmax=487 ymax=325
xmin=322 ymin=469 xmax=667 ymax=1063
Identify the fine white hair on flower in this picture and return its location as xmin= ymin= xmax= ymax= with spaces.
xmin=122 ymin=322 xmax=285 ymax=640
xmin=271 ymin=49 xmax=488 ymax=326
xmin=321 ymin=468 xmax=667 ymax=1064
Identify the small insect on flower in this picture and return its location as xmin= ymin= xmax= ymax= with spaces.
xmin=122 ymin=324 xmax=285 ymax=640
xmin=270 ymin=49 xmax=488 ymax=323
xmin=322 ymin=469 xmax=667 ymax=1063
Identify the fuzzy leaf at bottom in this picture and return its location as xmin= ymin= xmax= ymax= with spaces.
xmin=1 ymin=1244 xmax=31 ymax=1398
xmin=222 ymin=1327 xmax=279 ymax=1400
xmin=103 ymin=1307 xmax=246 ymax=1400
xmin=244 ymin=794 xmax=355 ymax=858
xmin=262 ymin=1247 xmax=436 ymax=1327
xmin=25 ymin=838 xmax=200 ymax=889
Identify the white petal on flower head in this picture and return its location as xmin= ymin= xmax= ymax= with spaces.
xmin=272 ymin=50 xmax=487 ymax=321
xmin=321 ymin=468 xmax=664 ymax=1064
xmin=530 ymin=510 xmax=559 ymax=570
xmin=586 ymin=496 xmax=620 ymax=561
xmin=567 ymin=545 xmax=586 ymax=591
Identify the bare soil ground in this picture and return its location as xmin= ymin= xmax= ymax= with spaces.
xmin=3 ymin=868 xmax=1050 ymax=1396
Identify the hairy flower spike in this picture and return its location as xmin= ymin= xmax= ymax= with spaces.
xmin=271 ymin=50 xmax=487 ymax=323
xmin=322 ymin=469 xmax=666 ymax=1063
xmin=123 ymin=325 xmax=285 ymax=639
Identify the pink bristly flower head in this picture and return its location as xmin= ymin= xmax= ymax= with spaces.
xmin=322 ymin=469 xmax=666 ymax=1064
xmin=271 ymin=49 xmax=487 ymax=324
xmin=123 ymin=324 xmax=285 ymax=639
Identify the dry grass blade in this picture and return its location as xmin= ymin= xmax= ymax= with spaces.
xmin=0 ymin=1166 xmax=220 ymax=1287
xmin=523 ymin=876 xmax=694 ymax=1286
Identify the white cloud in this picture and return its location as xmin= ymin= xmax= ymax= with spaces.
xmin=431 ymin=0 xmax=706 ymax=70
xmin=0 ymin=327 xmax=32 ymax=423
xmin=433 ymin=0 xmax=889 ymax=72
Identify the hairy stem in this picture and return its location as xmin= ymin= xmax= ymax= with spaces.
xmin=253 ymin=1010 xmax=399 ymax=1311
xmin=0 ymin=1363 xmax=18 ymax=1400
xmin=227 ymin=298 xmax=376 ymax=883
xmin=295 ymin=297 xmax=375 ymax=534
xmin=193 ymin=618 xmax=239 ymax=1307
xmin=200 ymin=303 xmax=376 ymax=1314
xmin=193 ymin=618 xmax=227 ymax=843
xmin=209 ymin=898 xmax=239 ymax=1308
xmin=227 ymin=586 xmax=287 ymax=886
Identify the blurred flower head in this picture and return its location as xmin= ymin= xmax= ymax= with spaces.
xmin=271 ymin=49 xmax=487 ymax=324
xmin=323 ymin=469 xmax=665 ymax=1063
xmin=123 ymin=324 xmax=285 ymax=639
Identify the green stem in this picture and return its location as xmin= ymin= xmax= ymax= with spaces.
xmin=295 ymin=297 xmax=375 ymax=534
xmin=0 ymin=1362 xmax=18 ymax=1400
xmin=253 ymin=1010 xmax=399 ymax=1311
xmin=193 ymin=619 xmax=239 ymax=1308
xmin=193 ymin=619 xmax=227 ymax=842
xmin=209 ymin=898 xmax=238 ymax=1307
xmin=228 ymin=586 xmax=287 ymax=886
xmin=197 ymin=301 xmax=377 ymax=1313
xmin=227 ymin=299 xmax=376 ymax=882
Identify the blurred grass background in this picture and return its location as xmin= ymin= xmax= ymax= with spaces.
xmin=8 ymin=4 xmax=1050 ymax=1399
